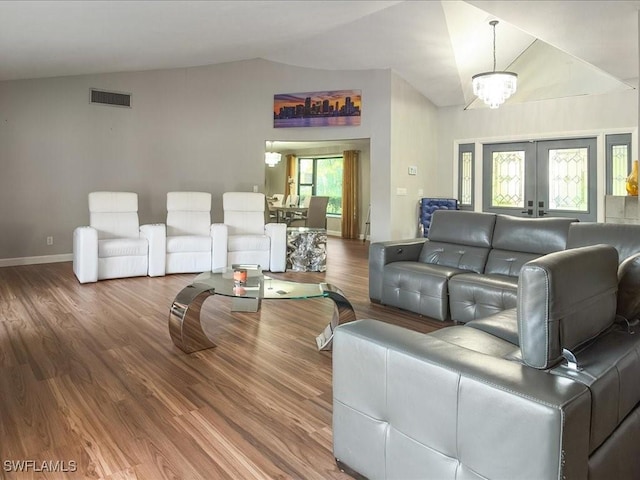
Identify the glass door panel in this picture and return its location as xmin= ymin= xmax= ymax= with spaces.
xmin=483 ymin=138 xmax=596 ymax=221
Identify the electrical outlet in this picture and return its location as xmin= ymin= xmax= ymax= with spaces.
xmin=46 ymin=236 xmax=54 ymax=246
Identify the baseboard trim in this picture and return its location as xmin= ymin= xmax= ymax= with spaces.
xmin=0 ymin=253 xmax=73 ymax=268
xmin=0 ymin=234 xmax=352 ymax=267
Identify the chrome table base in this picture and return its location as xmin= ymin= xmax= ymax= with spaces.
xmin=169 ymin=281 xmax=356 ymax=354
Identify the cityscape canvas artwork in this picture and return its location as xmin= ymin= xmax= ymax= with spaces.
xmin=273 ymin=90 xmax=361 ymax=128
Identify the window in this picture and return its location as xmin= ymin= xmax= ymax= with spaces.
xmin=458 ymin=143 xmax=474 ymax=210
xmin=605 ymin=133 xmax=631 ymax=195
xmin=298 ymin=156 xmax=343 ymax=215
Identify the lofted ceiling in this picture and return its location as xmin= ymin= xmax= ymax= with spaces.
xmin=0 ymin=0 xmax=638 ymax=109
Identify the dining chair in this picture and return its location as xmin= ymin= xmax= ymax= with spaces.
xmin=289 ymin=196 xmax=329 ymax=229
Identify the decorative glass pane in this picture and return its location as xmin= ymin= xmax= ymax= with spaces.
xmin=548 ymin=148 xmax=588 ymax=212
xmin=612 ymin=145 xmax=629 ymax=195
xmin=491 ymin=151 xmax=524 ymax=208
xmin=460 ymin=152 xmax=473 ymax=205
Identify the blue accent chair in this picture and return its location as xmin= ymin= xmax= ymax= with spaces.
xmin=419 ymin=197 xmax=458 ymax=237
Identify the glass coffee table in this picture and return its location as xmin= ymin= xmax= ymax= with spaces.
xmin=169 ymin=266 xmax=356 ymax=354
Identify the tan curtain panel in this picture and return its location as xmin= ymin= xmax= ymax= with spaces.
xmin=285 ymin=154 xmax=297 ymax=197
xmin=342 ymin=150 xmax=359 ymax=239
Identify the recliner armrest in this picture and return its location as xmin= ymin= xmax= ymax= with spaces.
xmin=265 ymin=222 xmax=287 ymax=272
xmin=73 ymin=226 xmax=98 ymax=283
xmin=211 ymin=223 xmax=228 ymax=271
xmin=140 ymin=223 xmax=166 ymax=277
xmin=368 ymin=239 xmax=427 ymax=302
xmin=333 ymin=319 xmax=591 ymax=480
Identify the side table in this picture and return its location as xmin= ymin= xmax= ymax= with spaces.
xmin=286 ymin=227 xmax=327 ymax=272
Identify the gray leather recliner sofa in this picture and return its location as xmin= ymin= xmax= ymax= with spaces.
xmin=369 ymin=210 xmax=640 ymax=323
xmin=334 ymin=244 xmax=640 ymax=479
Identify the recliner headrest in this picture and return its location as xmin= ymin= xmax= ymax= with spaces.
xmin=518 ymin=244 xmax=618 ymax=369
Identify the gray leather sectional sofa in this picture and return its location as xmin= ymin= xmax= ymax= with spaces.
xmin=334 ymin=243 xmax=640 ymax=479
xmin=369 ymin=210 xmax=640 ymax=323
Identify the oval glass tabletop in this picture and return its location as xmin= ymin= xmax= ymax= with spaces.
xmin=193 ymin=268 xmax=326 ymax=300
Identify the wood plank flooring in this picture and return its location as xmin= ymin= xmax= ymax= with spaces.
xmin=0 ymin=238 xmax=449 ymax=479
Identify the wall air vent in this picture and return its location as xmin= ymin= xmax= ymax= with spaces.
xmin=90 ymin=89 xmax=131 ymax=108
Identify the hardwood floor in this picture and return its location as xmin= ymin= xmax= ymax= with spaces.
xmin=0 ymin=238 xmax=448 ymax=479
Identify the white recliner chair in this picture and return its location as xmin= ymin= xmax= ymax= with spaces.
xmin=165 ymin=191 xmax=214 ymax=274
xmin=212 ymin=192 xmax=287 ymax=272
xmin=73 ymin=191 xmax=164 ymax=283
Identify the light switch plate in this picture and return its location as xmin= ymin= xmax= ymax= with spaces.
xmin=408 ymin=166 xmax=418 ymax=175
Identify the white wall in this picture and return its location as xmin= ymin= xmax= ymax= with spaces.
xmin=436 ymin=89 xmax=638 ymax=218
xmin=389 ymin=73 xmax=439 ymax=239
xmin=0 ymin=59 xmax=394 ymax=261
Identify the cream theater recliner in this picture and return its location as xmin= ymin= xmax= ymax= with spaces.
xmin=164 ymin=191 xmax=214 ymax=274
xmin=73 ymin=191 xmax=164 ymax=283
xmin=212 ymin=192 xmax=287 ymax=272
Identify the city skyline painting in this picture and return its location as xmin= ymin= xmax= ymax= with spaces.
xmin=273 ymin=89 xmax=361 ymax=128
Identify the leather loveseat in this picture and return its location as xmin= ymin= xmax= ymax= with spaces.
xmin=334 ymin=244 xmax=640 ymax=479
xmin=369 ymin=210 xmax=640 ymax=323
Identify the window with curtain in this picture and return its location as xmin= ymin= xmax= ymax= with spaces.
xmin=297 ymin=156 xmax=343 ymax=215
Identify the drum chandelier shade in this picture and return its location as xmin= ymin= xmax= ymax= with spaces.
xmin=265 ymin=141 xmax=281 ymax=167
xmin=472 ymin=20 xmax=517 ymax=109
xmin=265 ymin=151 xmax=281 ymax=167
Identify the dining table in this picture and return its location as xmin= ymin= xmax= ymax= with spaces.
xmin=269 ymin=205 xmax=309 ymax=224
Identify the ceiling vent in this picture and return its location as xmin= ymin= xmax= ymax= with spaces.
xmin=90 ymin=89 xmax=131 ymax=107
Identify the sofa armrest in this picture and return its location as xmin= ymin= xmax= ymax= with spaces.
xmin=265 ymin=222 xmax=287 ymax=272
xmin=140 ymin=223 xmax=166 ymax=277
xmin=211 ymin=223 xmax=228 ymax=271
xmin=333 ymin=319 xmax=591 ymax=480
xmin=368 ymin=238 xmax=427 ymax=302
xmin=73 ymin=226 xmax=98 ymax=283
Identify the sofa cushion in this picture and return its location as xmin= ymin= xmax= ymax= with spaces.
xmin=483 ymin=249 xmax=541 ymax=277
xmin=518 ymin=245 xmax=619 ymax=369
xmin=98 ymin=238 xmax=148 ymax=258
xmin=228 ymin=234 xmax=270 ymax=252
xmin=382 ymin=262 xmax=468 ymax=320
xmin=89 ymin=192 xmax=141 ymax=240
xmin=567 ymin=222 xmax=640 ymax=262
xmin=427 ymin=210 xmax=496 ymax=247
xmin=492 ymin=215 xmax=575 ymax=255
xmin=448 ymin=273 xmax=518 ymax=323
xmin=465 ymin=309 xmax=519 ymax=346
xmin=419 ymin=241 xmax=490 ymax=274
xmin=166 ymin=235 xmax=212 ymax=254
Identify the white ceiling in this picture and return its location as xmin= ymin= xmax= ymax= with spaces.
xmin=1 ymin=0 xmax=638 ymax=108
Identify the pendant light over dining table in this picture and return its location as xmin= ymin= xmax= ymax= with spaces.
xmin=265 ymin=141 xmax=282 ymax=167
xmin=472 ymin=20 xmax=517 ymax=109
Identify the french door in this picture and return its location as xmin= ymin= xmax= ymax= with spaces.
xmin=482 ymin=138 xmax=597 ymax=221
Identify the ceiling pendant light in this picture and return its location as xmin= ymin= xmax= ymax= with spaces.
xmin=265 ymin=141 xmax=281 ymax=167
xmin=472 ymin=20 xmax=518 ymax=109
